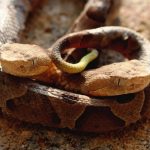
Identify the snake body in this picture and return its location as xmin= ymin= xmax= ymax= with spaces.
xmin=51 ymin=27 xmax=150 ymax=73
xmin=0 ymin=0 xmax=37 ymax=46
xmin=0 ymin=0 xmax=150 ymax=133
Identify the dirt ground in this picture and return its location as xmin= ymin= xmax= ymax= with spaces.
xmin=0 ymin=0 xmax=150 ymax=149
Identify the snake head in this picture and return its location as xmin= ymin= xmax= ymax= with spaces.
xmin=81 ymin=60 xmax=150 ymax=96
xmin=0 ymin=43 xmax=51 ymax=77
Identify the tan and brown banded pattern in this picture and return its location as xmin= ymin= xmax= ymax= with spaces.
xmin=0 ymin=0 xmax=150 ymax=133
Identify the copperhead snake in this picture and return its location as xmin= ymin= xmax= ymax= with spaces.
xmin=0 ymin=0 xmax=150 ymax=97
xmin=2 ymin=0 xmax=149 ymax=132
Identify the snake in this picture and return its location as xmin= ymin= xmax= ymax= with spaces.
xmin=0 ymin=0 xmax=150 ymax=133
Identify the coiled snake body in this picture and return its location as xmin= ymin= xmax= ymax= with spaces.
xmin=0 ymin=0 xmax=150 ymax=133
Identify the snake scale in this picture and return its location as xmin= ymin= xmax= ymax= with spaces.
xmin=0 ymin=0 xmax=150 ymax=132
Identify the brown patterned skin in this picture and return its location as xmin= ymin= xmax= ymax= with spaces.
xmin=0 ymin=0 xmax=41 ymax=46
xmin=0 ymin=72 xmax=147 ymax=133
xmin=0 ymin=0 xmax=150 ymax=133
